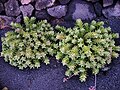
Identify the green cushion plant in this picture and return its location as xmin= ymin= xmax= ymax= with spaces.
xmin=55 ymin=19 xmax=120 ymax=82
xmin=1 ymin=17 xmax=57 ymax=69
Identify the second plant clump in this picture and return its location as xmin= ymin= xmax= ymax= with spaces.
xmin=1 ymin=17 xmax=120 ymax=82
xmin=55 ymin=19 xmax=120 ymax=82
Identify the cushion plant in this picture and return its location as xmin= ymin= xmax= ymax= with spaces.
xmin=55 ymin=19 xmax=120 ymax=82
xmin=1 ymin=17 xmax=57 ymax=69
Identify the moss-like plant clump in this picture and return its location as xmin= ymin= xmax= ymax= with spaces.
xmin=55 ymin=19 xmax=120 ymax=82
xmin=1 ymin=17 xmax=57 ymax=69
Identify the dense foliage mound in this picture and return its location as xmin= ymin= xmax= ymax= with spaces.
xmin=1 ymin=17 xmax=57 ymax=69
xmin=55 ymin=19 xmax=120 ymax=82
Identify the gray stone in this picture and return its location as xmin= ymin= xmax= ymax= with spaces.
xmin=35 ymin=0 xmax=55 ymax=10
xmin=47 ymin=5 xmax=67 ymax=18
xmin=0 ymin=15 xmax=15 ymax=29
xmin=2 ymin=87 xmax=8 ymax=90
xmin=68 ymin=0 xmax=96 ymax=20
xmin=103 ymin=0 xmax=113 ymax=7
xmin=59 ymin=0 xmax=70 ymax=4
xmin=102 ymin=2 xmax=120 ymax=18
xmin=0 ymin=3 xmax=4 ymax=13
xmin=20 ymin=4 xmax=34 ymax=17
xmin=94 ymin=2 xmax=102 ymax=16
xmin=35 ymin=10 xmax=51 ymax=20
xmin=16 ymin=15 xmax=22 ymax=23
xmin=5 ymin=0 xmax=21 ymax=17
xmin=20 ymin=0 xmax=32 ymax=5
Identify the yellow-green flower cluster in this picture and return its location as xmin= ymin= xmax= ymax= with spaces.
xmin=1 ymin=17 xmax=57 ymax=69
xmin=55 ymin=19 xmax=120 ymax=82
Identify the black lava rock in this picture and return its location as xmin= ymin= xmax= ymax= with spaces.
xmin=47 ymin=5 xmax=67 ymax=18
xmin=16 ymin=15 xmax=22 ymax=23
xmin=0 ymin=0 xmax=8 ymax=3
xmin=0 ymin=3 xmax=4 ymax=13
xmin=0 ymin=15 xmax=15 ymax=28
xmin=5 ymin=0 xmax=21 ymax=17
xmin=20 ymin=4 xmax=34 ymax=17
xmin=35 ymin=0 xmax=55 ymax=10
xmin=103 ymin=0 xmax=113 ymax=7
xmin=35 ymin=10 xmax=51 ymax=20
xmin=59 ymin=0 xmax=70 ymax=4
xmin=51 ymin=18 xmax=74 ymax=28
xmin=102 ymin=2 xmax=120 ymax=18
xmin=94 ymin=2 xmax=102 ymax=17
xmin=65 ymin=0 xmax=96 ymax=21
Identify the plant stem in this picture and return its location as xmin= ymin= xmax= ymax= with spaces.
xmin=63 ymin=75 xmax=74 ymax=82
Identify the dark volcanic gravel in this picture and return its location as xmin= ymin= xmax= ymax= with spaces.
xmin=0 ymin=55 xmax=120 ymax=90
